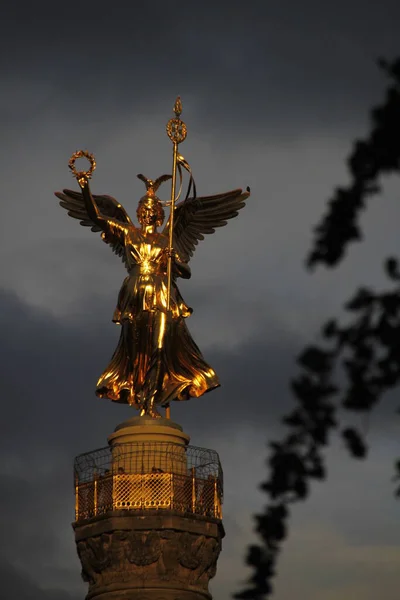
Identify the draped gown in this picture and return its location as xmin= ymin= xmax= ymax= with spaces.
xmin=55 ymin=181 xmax=250 ymax=413
xmin=95 ymin=219 xmax=219 ymax=408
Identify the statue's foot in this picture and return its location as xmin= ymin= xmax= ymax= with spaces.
xmin=139 ymin=405 xmax=162 ymax=419
xmin=148 ymin=406 xmax=162 ymax=418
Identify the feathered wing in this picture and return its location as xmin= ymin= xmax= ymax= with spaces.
xmin=55 ymin=188 xmax=134 ymax=266
xmin=164 ymin=187 xmax=250 ymax=263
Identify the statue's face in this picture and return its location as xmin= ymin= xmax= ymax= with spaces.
xmin=138 ymin=205 xmax=158 ymax=226
xmin=137 ymin=199 xmax=165 ymax=227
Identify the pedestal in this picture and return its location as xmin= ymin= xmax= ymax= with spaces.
xmin=108 ymin=417 xmax=190 ymax=475
xmin=73 ymin=417 xmax=224 ymax=600
xmin=74 ymin=512 xmax=223 ymax=600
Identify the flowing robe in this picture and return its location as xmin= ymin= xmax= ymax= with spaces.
xmin=96 ymin=220 xmax=220 ymax=408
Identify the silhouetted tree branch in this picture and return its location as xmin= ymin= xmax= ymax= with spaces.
xmin=235 ymin=57 xmax=400 ymax=599
xmin=308 ymin=57 xmax=400 ymax=269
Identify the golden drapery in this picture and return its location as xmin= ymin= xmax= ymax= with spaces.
xmin=56 ymin=155 xmax=249 ymax=417
xmin=96 ymin=223 xmax=219 ymax=409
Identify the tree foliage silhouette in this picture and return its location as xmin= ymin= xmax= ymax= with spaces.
xmin=235 ymin=57 xmax=400 ymax=599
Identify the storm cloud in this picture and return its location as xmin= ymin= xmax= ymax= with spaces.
xmin=1 ymin=1 xmax=400 ymax=599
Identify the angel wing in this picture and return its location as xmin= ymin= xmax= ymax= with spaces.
xmin=164 ymin=187 xmax=250 ymax=263
xmin=54 ymin=188 xmax=134 ymax=265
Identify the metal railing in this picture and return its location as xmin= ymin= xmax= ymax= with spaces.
xmin=74 ymin=442 xmax=223 ymax=522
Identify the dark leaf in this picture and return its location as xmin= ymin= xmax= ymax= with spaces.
xmin=345 ymin=288 xmax=375 ymax=311
xmin=385 ymin=257 xmax=400 ymax=280
xmin=297 ymin=346 xmax=333 ymax=374
xmin=322 ymin=319 xmax=338 ymax=338
xmin=342 ymin=427 xmax=368 ymax=458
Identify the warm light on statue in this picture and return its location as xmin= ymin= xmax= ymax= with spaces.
xmin=55 ymin=98 xmax=250 ymax=419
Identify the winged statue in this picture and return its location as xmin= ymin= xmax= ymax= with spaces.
xmin=56 ymin=101 xmax=249 ymax=418
xmin=55 ymin=169 xmax=249 ymax=417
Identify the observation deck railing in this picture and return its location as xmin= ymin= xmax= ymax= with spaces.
xmin=74 ymin=442 xmax=223 ymax=522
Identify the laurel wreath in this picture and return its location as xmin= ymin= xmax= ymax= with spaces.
xmin=68 ymin=150 xmax=96 ymax=179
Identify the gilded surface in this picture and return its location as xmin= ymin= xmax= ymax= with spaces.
xmin=55 ymin=99 xmax=250 ymax=417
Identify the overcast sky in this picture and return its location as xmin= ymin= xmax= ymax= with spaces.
xmin=1 ymin=2 xmax=400 ymax=599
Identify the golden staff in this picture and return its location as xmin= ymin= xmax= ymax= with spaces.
xmin=166 ymin=97 xmax=187 ymax=310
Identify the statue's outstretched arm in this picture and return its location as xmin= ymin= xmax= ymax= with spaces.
xmin=78 ymin=176 xmax=105 ymax=229
xmin=78 ymin=176 xmax=129 ymax=242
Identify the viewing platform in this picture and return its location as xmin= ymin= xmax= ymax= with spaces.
xmin=74 ymin=441 xmax=223 ymax=522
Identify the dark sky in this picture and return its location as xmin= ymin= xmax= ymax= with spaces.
xmin=1 ymin=2 xmax=400 ymax=599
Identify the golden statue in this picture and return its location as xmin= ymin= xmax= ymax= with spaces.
xmin=55 ymin=99 xmax=250 ymax=418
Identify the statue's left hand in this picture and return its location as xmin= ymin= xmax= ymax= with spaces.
xmin=164 ymin=247 xmax=175 ymax=259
